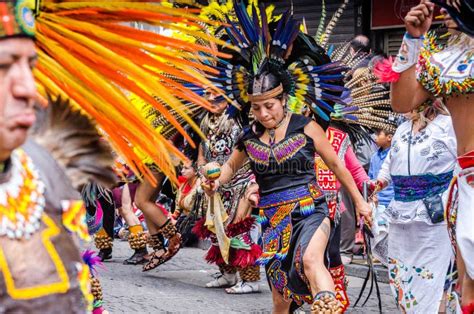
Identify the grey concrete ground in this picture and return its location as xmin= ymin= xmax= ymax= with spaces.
xmin=98 ymin=240 xmax=397 ymax=313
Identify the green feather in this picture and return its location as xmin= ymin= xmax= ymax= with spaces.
xmin=314 ymin=0 xmax=326 ymax=45
xmin=321 ymin=0 xmax=349 ymax=48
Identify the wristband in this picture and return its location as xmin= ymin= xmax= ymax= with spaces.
xmin=392 ymin=32 xmax=424 ymax=73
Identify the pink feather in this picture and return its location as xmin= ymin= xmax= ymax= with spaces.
xmin=82 ymin=250 xmax=104 ymax=276
xmin=373 ymin=56 xmax=401 ymax=83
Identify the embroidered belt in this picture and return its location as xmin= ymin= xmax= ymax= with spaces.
xmin=256 ymin=182 xmax=323 ymax=266
xmin=258 ymin=182 xmax=323 ymax=209
xmin=392 ymin=171 xmax=453 ymax=202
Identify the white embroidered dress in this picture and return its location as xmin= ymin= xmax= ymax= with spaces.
xmin=377 ymin=114 xmax=457 ymax=313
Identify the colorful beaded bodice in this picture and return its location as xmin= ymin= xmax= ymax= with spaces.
xmin=241 ymin=114 xmax=316 ymax=195
xmin=417 ymin=32 xmax=473 ymax=98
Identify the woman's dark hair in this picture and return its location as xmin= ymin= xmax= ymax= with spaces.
xmin=247 ymin=68 xmax=282 ymax=95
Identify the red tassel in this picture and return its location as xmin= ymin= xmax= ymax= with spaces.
xmin=192 ymin=217 xmax=213 ymax=240
xmin=230 ymin=244 xmax=262 ymax=268
xmin=226 ymin=216 xmax=256 ymax=237
xmin=462 ymin=302 xmax=474 ymax=314
xmin=373 ymin=56 xmax=400 ymax=83
xmin=205 ymin=245 xmax=225 ymax=265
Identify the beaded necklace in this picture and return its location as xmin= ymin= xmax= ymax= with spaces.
xmin=0 ymin=149 xmax=46 ymax=239
xmin=266 ymin=111 xmax=288 ymax=146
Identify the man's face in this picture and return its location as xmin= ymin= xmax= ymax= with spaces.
xmin=0 ymin=38 xmax=37 ymax=160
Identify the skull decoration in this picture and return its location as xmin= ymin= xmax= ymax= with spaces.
xmin=211 ymin=134 xmax=232 ymax=158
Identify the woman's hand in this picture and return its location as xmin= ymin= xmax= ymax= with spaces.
xmin=404 ymin=0 xmax=434 ymax=38
xmin=201 ymin=179 xmax=220 ymax=196
xmin=369 ymin=194 xmax=379 ymax=207
xmin=245 ymin=183 xmax=260 ymax=208
xmin=355 ymin=200 xmax=373 ymax=227
xmin=367 ymin=179 xmax=385 ymax=196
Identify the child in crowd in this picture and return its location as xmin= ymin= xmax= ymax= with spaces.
xmin=368 ymin=127 xmax=395 ymax=266
xmin=369 ymin=128 xmax=395 ymax=207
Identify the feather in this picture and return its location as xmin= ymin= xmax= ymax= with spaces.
xmin=373 ymin=56 xmax=401 ymax=83
xmin=314 ymin=0 xmax=327 ymax=44
xmin=31 ymin=96 xmax=117 ymax=190
xmin=320 ymin=0 xmax=350 ymax=48
xmin=34 ymin=1 xmax=234 ymax=186
xmin=81 ymin=250 xmax=104 ymax=277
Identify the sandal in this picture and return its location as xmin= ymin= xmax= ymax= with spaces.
xmin=142 ymin=222 xmax=182 ymax=271
xmin=205 ymin=273 xmax=237 ymax=288
xmin=165 ymin=233 xmax=182 ymax=258
xmin=123 ymin=248 xmax=148 ymax=265
xmin=142 ymin=248 xmax=167 ymax=272
xmin=225 ymin=280 xmax=260 ymax=294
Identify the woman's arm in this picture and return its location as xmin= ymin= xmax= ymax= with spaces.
xmin=201 ymin=148 xmax=248 ymax=195
xmin=197 ymin=143 xmax=206 ymax=167
xmin=305 ymin=121 xmax=372 ymax=224
xmin=390 ymin=0 xmax=434 ymax=112
xmin=391 ymin=67 xmax=431 ymax=113
xmin=218 ymin=149 xmax=248 ymax=185
xmin=376 ymin=151 xmax=392 ymax=186
xmin=344 ymin=146 xmax=370 ymax=191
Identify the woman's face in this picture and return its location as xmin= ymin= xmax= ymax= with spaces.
xmin=207 ymin=92 xmax=228 ymax=114
xmin=180 ymin=162 xmax=196 ymax=180
xmin=250 ymin=96 xmax=285 ymax=129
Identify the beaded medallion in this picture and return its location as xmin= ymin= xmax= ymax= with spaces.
xmin=0 ymin=149 xmax=46 ymax=239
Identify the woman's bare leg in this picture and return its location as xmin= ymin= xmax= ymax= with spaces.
xmin=135 ymin=171 xmax=168 ymax=227
xmin=271 ymin=282 xmax=291 ymax=314
xmin=459 ymin=248 xmax=474 ymax=308
xmin=303 ymin=218 xmax=335 ymax=295
xmin=145 ymin=217 xmax=159 ymax=235
xmin=118 ymin=184 xmax=141 ymax=226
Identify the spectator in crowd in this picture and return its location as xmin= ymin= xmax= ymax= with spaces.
xmin=349 ymin=35 xmax=372 ymax=69
xmin=369 ymin=128 xmax=395 ymax=208
xmin=368 ymin=127 xmax=396 ymax=265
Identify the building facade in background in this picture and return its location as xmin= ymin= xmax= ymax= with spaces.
xmin=269 ymin=0 xmax=442 ymax=56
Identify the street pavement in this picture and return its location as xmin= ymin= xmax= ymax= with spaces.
xmin=97 ymin=240 xmax=398 ymax=313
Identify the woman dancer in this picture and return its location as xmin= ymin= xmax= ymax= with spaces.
xmin=369 ymin=102 xmax=456 ymax=312
xmin=203 ymin=71 xmax=372 ymax=312
xmin=198 ymin=3 xmax=374 ymax=311
xmin=373 ymin=1 xmax=474 ymax=309
xmin=195 ymin=95 xmax=261 ymax=294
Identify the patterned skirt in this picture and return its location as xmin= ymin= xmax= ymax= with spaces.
xmin=256 ymin=182 xmax=329 ymax=307
xmin=388 ymin=221 xmax=452 ymax=313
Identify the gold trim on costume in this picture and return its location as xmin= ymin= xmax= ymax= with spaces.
xmin=0 ymin=214 xmax=70 ymax=300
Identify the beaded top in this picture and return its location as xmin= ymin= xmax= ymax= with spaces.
xmin=417 ymin=32 xmax=473 ymax=98
xmin=239 ymin=114 xmax=316 ymax=195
